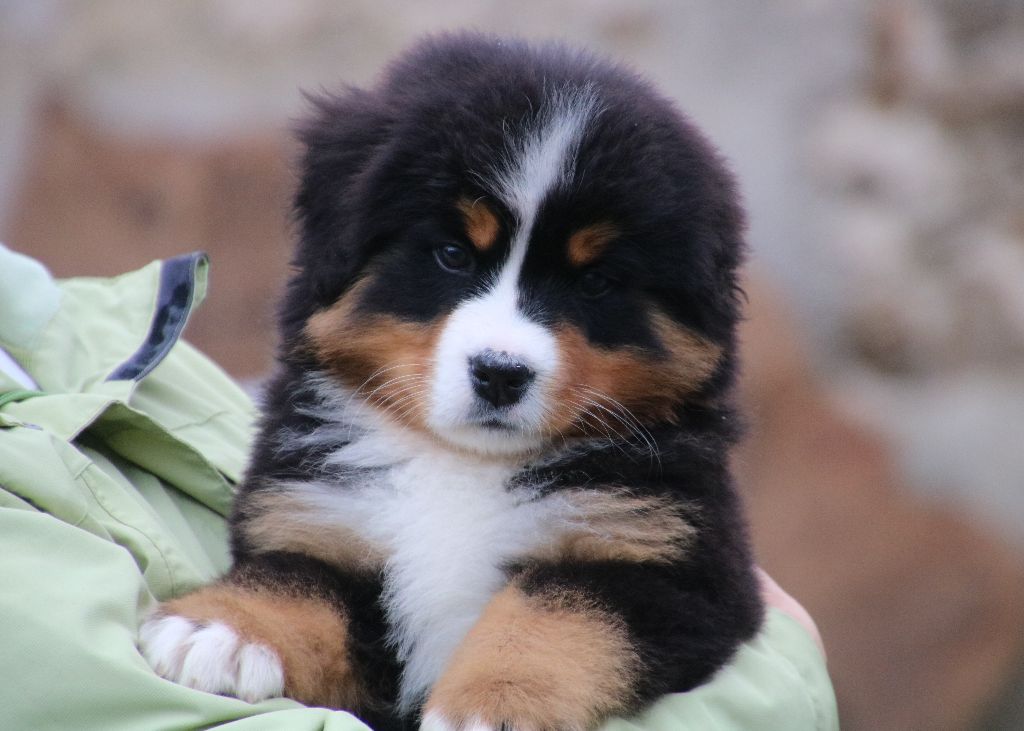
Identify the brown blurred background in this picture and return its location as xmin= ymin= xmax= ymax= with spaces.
xmin=2 ymin=1 xmax=1023 ymax=728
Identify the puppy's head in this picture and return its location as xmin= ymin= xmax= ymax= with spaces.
xmin=287 ymin=35 xmax=745 ymax=456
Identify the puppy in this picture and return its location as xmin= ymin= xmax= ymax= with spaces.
xmin=140 ymin=33 xmax=763 ymax=731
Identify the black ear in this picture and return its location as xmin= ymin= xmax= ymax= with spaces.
xmin=280 ymin=88 xmax=391 ymax=342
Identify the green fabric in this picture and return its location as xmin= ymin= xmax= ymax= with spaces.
xmin=0 ymin=243 xmax=60 ymax=348
xmin=0 ymin=244 xmax=838 ymax=731
xmin=0 ymin=388 xmax=43 ymax=408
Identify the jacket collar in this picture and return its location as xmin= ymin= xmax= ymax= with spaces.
xmin=0 ymin=244 xmax=208 ymax=396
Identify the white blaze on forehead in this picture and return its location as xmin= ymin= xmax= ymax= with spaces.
xmin=426 ymin=87 xmax=601 ymax=452
xmin=489 ymin=84 xmax=601 ymax=288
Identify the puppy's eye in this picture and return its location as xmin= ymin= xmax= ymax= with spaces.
xmin=434 ymin=242 xmax=474 ymax=273
xmin=579 ymin=269 xmax=615 ymax=298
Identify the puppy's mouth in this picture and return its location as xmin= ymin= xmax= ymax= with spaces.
xmin=472 ymin=415 xmax=519 ymax=431
xmin=457 ymin=403 xmax=546 ymax=440
xmin=425 ymin=397 xmax=550 ymax=456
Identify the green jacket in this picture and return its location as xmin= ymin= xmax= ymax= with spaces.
xmin=0 ymin=244 xmax=838 ymax=731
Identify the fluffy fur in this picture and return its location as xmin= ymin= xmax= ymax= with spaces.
xmin=140 ymin=34 xmax=763 ymax=731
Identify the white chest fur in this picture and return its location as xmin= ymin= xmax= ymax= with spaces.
xmin=323 ymin=429 xmax=560 ymax=711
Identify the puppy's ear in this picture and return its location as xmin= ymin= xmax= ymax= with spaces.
xmin=281 ymin=88 xmax=391 ymax=341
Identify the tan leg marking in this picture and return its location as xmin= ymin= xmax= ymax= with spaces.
xmin=305 ymin=277 xmax=441 ymax=430
xmin=425 ymin=586 xmax=639 ymax=731
xmin=547 ymin=314 xmax=722 ymax=434
xmin=535 ymin=489 xmax=696 ymax=564
xmin=238 ymin=488 xmax=386 ymax=574
xmin=164 ymin=584 xmax=364 ymax=709
xmin=567 ymin=222 xmax=618 ymax=267
xmin=457 ymin=197 xmax=501 ymax=252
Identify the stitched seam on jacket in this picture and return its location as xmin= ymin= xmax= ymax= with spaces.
xmin=77 ymin=462 xmax=180 ymax=597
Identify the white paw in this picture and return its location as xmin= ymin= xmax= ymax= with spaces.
xmin=139 ymin=614 xmax=285 ymax=703
xmin=420 ymin=710 xmax=500 ymax=731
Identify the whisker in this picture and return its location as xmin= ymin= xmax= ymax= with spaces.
xmin=373 ymin=381 xmax=431 ymax=421
xmin=342 ymin=363 xmax=425 ymax=412
xmin=361 ymin=373 xmax=426 ymax=403
xmin=387 ymin=394 xmax=430 ymax=427
xmin=564 ymin=394 xmax=633 ymax=458
xmin=574 ymin=390 xmax=652 ymax=454
xmin=567 ymin=393 xmax=631 ymax=441
xmin=372 ymin=383 xmax=428 ymax=416
xmin=578 ymin=385 xmax=662 ymax=473
xmin=537 ymin=402 xmax=576 ymax=453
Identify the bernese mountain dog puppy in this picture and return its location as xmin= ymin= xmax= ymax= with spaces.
xmin=140 ymin=33 xmax=763 ymax=731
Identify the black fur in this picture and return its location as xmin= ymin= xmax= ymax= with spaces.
xmin=227 ymin=33 xmax=761 ymax=730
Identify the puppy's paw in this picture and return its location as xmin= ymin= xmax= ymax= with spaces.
xmin=420 ymin=587 xmax=637 ymax=731
xmin=139 ymin=613 xmax=285 ymax=703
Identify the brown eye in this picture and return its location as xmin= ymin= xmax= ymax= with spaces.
xmin=579 ymin=269 xmax=615 ymax=298
xmin=434 ymin=242 xmax=474 ymax=273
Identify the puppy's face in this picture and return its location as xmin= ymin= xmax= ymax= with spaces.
xmin=294 ymin=42 xmax=744 ymax=456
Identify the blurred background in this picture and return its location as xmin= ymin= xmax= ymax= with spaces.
xmin=2 ymin=1 xmax=1023 ymax=728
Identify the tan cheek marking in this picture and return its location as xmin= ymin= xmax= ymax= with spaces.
xmin=547 ymin=314 xmax=722 ymax=434
xmin=238 ymin=490 xmax=386 ymax=574
xmin=305 ymin=279 xmax=441 ymax=430
xmin=426 ymin=586 xmax=639 ymax=730
xmin=163 ymin=584 xmax=364 ymax=710
xmin=567 ymin=222 xmax=618 ymax=267
xmin=531 ymin=489 xmax=697 ymax=564
xmin=457 ymin=197 xmax=500 ymax=252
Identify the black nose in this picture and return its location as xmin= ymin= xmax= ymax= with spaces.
xmin=468 ymin=351 xmax=536 ymax=408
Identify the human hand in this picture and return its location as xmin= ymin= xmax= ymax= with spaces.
xmin=757 ymin=567 xmax=825 ymax=657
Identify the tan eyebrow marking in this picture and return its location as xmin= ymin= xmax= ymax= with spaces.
xmin=567 ymin=223 xmax=618 ymax=267
xmin=457 ymin=197 xmax=501 ymax=252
